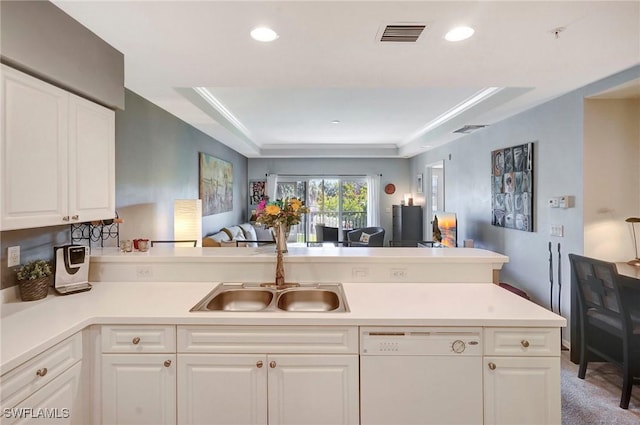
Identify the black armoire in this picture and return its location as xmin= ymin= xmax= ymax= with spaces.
xmin=392 ymin=205 xmax=423 ymax=246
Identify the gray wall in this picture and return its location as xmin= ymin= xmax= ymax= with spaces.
xmin=0 ymin=0 xmax=124 ymax=109
xmin=410 ymin=65 xmax=640 ymax=345
xmin=115 ymin=90 xmax=248 ymax=242
xmin=248 ymin=158 xmax=412 ymax=243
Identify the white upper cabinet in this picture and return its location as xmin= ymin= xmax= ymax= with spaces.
xmin=0 ymin=65 xmax=115 ymax=231
xmin=68 ymin=94 xmax=115 ymax=224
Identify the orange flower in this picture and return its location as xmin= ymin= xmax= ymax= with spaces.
xmin=290 ymin=198 xmax=302 ymax=211
xmin=265 ymin=204 xmax=281 ymax=215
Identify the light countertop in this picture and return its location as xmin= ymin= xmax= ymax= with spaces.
xmin=1 ymin=281 xmax=564 ymax=374
xmin=89 ymin=246 xmax=509 ymax=265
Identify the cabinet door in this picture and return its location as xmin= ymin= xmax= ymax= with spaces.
xmin=267 ymin=355 xmax=359 ymax=425
xmin=484 ymin=357 xmax=561 ymax=425
xmin=102 ymin=354 xmax=176 ymax=425
xmin=177 ymin=354 xmax=267 ymax=425
xmin=4 ymin=362 xmax=81 ymax=425
xmin=1 ymin=65 xmax=68 ymax=230
xmin=68 ymin=95 xmax=115 ymax=223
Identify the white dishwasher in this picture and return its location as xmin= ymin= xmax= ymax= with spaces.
xmin=360 ymin=327 xmax=483 ymax=425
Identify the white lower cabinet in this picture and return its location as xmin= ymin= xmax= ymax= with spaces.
xmin=176 ymin=325 xmax=359 ymax=425
xmin=177 ymin=354 xmax=358 ymax=425
xmin=177 ymin=354 xmax=267 ymax=425
xmin=0 ymin=333 xmax=83 ymax=425
xmin=5 ymin=362 xmax=82 ymax=425
xmin=483 ymin=328 xmax=561 ymax=425
xmin=101 ymin=325 xmax=177 ymax=425
xmin=102 ymin=354 xmax=176 ymax=425
xmin=483 ymin=356 xmax=560 ymax=425
xmin=268 ymin=354 xmax=359 ymax=425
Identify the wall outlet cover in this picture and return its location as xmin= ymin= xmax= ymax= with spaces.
xmin=8 ymin=246 xmax=20 ymax=267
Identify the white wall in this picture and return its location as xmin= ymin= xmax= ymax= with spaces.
xmin=410 ymin=65 xmax=640 ymax=347
xmin=247 ymin=158 xmax=412 ymax=243
xmin=584 ymin=99 xmax=640 ymax=261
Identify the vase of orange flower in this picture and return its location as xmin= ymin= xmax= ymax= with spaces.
xmin=255 ymin=197 xmax=309 ymax=285
xmin=255 ymin=197 xmax=309 ymax=252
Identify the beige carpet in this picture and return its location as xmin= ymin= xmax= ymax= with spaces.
xmin=562 ymin=351 xmax=640 ymax=424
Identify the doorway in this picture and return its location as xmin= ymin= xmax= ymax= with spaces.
xmin=425 ymin=160 xmax=445 ymax=240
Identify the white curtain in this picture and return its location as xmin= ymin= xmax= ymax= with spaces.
xmin=367 ymin=174 xmax=381 ymax=226
xmin=266 ymin=173 xmax=278 ymax=200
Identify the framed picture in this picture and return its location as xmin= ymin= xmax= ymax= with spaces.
xmin=199 ymin=152 xmax=233 ymax=216
xmin=491 ymin=142 xmax=534 ymax=232
xmin=416 ymin=173 xmax=424 ymax=194
xmin=249 ymin=180 xmax=266 ymax=205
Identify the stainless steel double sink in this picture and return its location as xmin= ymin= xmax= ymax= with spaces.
xmin=190 ymin=282 xmax=349 ymax=313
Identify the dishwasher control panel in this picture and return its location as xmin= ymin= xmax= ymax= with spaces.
xmin=360 ymin=327 xmax=482 ymax=356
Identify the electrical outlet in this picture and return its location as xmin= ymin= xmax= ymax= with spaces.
xmin=136 ymin=266 xmax=153 ymax=279
xmin=390 ymin=268 xmax=407 ymax=280
xmin=550 ymin=224 xmax=564 ymax=237
xmin=8 ymin=246 xmax=20 ymax=267
xmin=352 ymin=267 xmax=369 ymax=278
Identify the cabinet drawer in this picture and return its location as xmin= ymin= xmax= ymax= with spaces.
xmin=0 ymin=332 xmax=82 ymax=409
xmin=484 ymin=328 xmax=560 ymax=356
xmin=177 ymin=325 xmax=358 ymax=354
xmin=102 ymin=325 xmax=176 ymax=353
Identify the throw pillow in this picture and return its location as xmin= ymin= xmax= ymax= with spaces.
xmin=359 ymin=232 xmax=371 ymax=243
xmin=239 ymin=223 xmax=258 ymax=247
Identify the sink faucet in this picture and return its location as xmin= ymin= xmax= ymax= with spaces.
xmin=258 ymin=250 xmax=301 ymax=290
xmin=275 ymin=249 xmax=285 ymax=287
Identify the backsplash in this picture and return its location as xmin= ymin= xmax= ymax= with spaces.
xmin=0 ymin=226 xmax=70 ymax=290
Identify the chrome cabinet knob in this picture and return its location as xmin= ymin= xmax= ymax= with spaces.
xmin=36 ymin=368 xmax=48 ymax=377
xmin=269 ymin=361 xmax=277 ymax=368
xmin=71 ymin=215 xmax=79 ymax=220
xmin=62 ymin=216 xmax=70 ymax=221
xmin=256 ymin=361 xmax=264 ymax=368
xmin=132 ymin=337 xmax=141 ymax=345
xmin=521 ymin=339 xmax=530 ymax=348
xmin=488 ymin=362 xmax=496 ymax=370
xmin=164 ymin=360 xmax=172 ymax=367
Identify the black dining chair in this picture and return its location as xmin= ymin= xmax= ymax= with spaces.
xmin=569 ymin=254 xmax=640 ymax=409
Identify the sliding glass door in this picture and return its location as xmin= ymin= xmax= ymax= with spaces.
xmin=275 ymin=176 xmax=368 ymax=243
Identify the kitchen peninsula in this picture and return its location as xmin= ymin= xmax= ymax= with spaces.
xmin=1 ymin=247 xmax=565 ymax=425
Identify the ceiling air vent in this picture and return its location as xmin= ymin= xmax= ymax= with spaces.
xmin=380 ymin=25 xmax=426 ymax=42
xmin=453 ymin=125 xmax=488 ymax=134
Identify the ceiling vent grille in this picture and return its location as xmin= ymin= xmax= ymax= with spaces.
xmin=380 ymin=25 xmax=426 ymax=42
xmin=453 ymin=125 xmax=488 ymax=134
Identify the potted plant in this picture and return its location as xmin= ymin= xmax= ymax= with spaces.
xmin=16 ymin=259 xmax=52 ymax=301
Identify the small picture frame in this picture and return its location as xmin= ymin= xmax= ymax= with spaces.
xmin=416 ymin=173 xmax=423 ymax=194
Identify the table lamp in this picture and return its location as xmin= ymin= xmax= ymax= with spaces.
xmin=626 ymin=217 xmax=640 ymax=266
xmin=174 ymin=199 xmax=202 ymax=247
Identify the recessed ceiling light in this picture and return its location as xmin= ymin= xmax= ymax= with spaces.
xmin=445 ymin=26 xmax=475 ymax=42
xmin=331 ymin=120 xmax=341 ymax=124
xmin=250 ymin=27 xmax=279 ymax=42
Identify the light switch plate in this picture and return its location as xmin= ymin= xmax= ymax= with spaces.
xmin=8 ymin=246 xmax=20 ymax=267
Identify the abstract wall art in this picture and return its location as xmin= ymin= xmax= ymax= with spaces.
xmin=199 ymin=152 xmax=233 ymax=216
xmin=249 ymin=180 xmax=266 ymax=205
xmin=491 ymin=142 xmax=534 ymax=232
